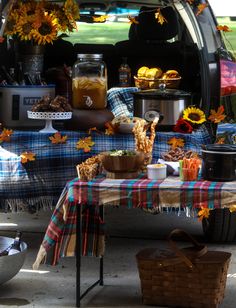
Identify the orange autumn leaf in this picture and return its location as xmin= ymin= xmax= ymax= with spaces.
xmin=76 ymin=136 xmax=95 ymax=152
xmin=92 ymin=15 xmax=108 ymax=23
xmin=49 ymin=132 xmax=68 ymax=144
xmin=216 ymin=137 xmax=226 ymax=144
xmin=20 ymin=152 xmax=36 ymax=164
xmin=0 ymin=128 xmax=14 ymax=143
xmin=186 ymin=0 xmax=195 ymax=4
xmin=196 ymin=3 xmax=208 ymax=16
xmin=217 ymin=25 xmax=232 ymax=32
xmin=127 ymin=15 xmax=139 ymax=24
xmin=88 ymin=127 xmax=101 ymax=135
xmin=208 ymin=105 xmax=226 ymax=123
xmin=168 ymin=137 xmax=185 ymax=149
xmin=104 ymin=122 xmax=118 ymax=135
xmin=229 ymin=205 xmax=236 ymax=213
xmin=198 ymin=207 xmax=210 ymax=221
xmin=155 ymin=8 xmax=167 ymax=25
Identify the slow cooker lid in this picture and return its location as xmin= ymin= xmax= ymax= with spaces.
xmin=133 ymin=88 xmax=192 ymax=99
xmin=202 ymin=144 xmax=236 ymax=153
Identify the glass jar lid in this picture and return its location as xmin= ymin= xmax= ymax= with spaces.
xmin=76 ymin=54 xmax=103 ymax=60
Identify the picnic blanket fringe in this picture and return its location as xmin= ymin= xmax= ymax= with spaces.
xmin=141 ymin=205 xmax=197 ymax=218
xmin=2 ymin=196 xmax=56 ymax=212
xmin=32 ymin=245 xmax=47 ymax=270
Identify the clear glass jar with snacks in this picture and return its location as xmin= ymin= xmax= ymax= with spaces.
xmin=72 ymin=54 xmax=107 ymax=109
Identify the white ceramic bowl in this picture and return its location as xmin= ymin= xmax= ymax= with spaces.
xmin=111 ymin=116 xmax=147 ymax=134
xmin=0 ymin=236 xmax=27 ymax=285
xmin=147 ymin=163 xmax=167 ymax=180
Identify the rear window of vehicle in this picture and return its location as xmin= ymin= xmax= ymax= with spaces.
xmin=64 ymin=8 xmax=139 ymax=45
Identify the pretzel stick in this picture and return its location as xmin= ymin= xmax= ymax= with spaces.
xmin=133 ymin=117 xmax=159 ymax=154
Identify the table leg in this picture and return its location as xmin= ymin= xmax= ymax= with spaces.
xmin=76 ymin=202 xmax=81 ymax=307
xmin=99 ymin=204 xmax=104 ymax=286
xmin=76 ymin=203 xmax=104 ymax=307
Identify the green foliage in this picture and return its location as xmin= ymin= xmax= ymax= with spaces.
xmin=217 ymin=17 xmax=236 ymax=55
xmin=63 ymin=22 xmax=129 ymax=45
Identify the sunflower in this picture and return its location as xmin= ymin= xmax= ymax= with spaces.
xmin=53 ymin=7 xmax=70 ymax=32
xmin=32 ymin=13 xmax=58 ymax=45
xmin=16 ymin=17 xmax=34 ymax=41
xmin=183 ymin=107 xmax=206 ymax=125
xmin=3 ymin=0 xmax=79 ymax=45
xmin=4 ymin=14 xmax=19 ymax=36
xmin=63 ymin=0 xmax=80 ymax=28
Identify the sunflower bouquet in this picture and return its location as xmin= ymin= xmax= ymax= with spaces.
xmin=173 ymin=105 xmax=227 ymax=134
xmin=2 ymin=0 xmax=80 ymax=45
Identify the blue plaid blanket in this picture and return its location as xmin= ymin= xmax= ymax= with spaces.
xmin=0 ymin=127 xmax=212 ymax=212
xmin=107 ymin=87 xmax=139 ymax=117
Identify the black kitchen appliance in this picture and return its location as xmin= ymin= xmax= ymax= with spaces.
xmin=133 ymin=87 xmax=192 ymax=127
xmin=201 ymin=144 xmax=236 ymax=181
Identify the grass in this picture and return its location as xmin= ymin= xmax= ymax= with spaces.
xmin=64 ymin=18 xmax=236 ymax=56
xmin=64 ymin=22 xmax=129 ymax=45
xmin=217 ymin=17 xmax=236 ymax=55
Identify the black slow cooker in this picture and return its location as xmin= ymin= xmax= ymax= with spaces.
xmin=201 ymin=144 xmax=236 ymax=181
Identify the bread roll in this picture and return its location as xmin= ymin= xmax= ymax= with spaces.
xmin=162 ymin=70 xmax=180 ymax=79
xmin=137 ymin=66 xmax=149 ymax=77
xmin=145 ymin=67 xmax=163 ymax=79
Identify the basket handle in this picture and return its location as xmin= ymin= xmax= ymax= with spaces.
xmin=167 ymin=229 xmax=207 ymax=269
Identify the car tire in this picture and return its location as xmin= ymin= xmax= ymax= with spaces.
xmin=202 ymin=208 xmax=236 ymax=242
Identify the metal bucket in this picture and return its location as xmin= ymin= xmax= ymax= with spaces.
xmin=0 ymin=236 xmax=27 ymax=285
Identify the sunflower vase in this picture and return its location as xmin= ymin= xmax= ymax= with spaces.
xmin=16 ymin=42 xmax=45 ymax=78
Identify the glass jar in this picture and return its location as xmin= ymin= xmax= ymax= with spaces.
xmin=72 ymin=54 xmax=107 ymax=109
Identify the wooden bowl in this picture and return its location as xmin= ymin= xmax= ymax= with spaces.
xmin=134 ymin=76 xmax=181 ymax=90
xmin=101 ymin=151 xmax=145 ymax=173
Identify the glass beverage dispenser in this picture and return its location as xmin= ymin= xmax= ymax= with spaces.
xmin=72 ymin=54 xmax=107 ymax=109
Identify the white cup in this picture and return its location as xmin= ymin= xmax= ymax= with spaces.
xmin=147 ymin=164 xmax=167 ymax=180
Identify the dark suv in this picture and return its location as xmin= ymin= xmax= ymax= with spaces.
xmin=73 ymin=0 xmax=236 ymax=120
xmin=73 ymin=0 xmax=236 ymax=242
xmin=0 ymin=0 xmax=235 ymax=241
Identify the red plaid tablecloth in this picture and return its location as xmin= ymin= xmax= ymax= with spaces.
xmin=33 ymin=175 xmax=236 ymax=268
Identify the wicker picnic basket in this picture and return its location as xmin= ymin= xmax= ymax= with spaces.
xmin=136 ymin=229 xmax=231 ymax=308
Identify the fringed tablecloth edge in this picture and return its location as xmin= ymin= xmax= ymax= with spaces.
xmin=32 ymin=245 xmax=47 ymax=270
xmin=1 ymin=196 xmax=57 ymax=212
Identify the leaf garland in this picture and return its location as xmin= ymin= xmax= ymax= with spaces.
xmin=155 ymin=8 xmax=167 ymax=25
xmin=196 ymin=3 xmax=208 ymax=16
xmin=92 ymin=15 xmax=109 ymax=23
xmin=127 ymin=15 xmax=139 ymax=24
xmin=217 ymin=25 xmax=232 ymax=32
